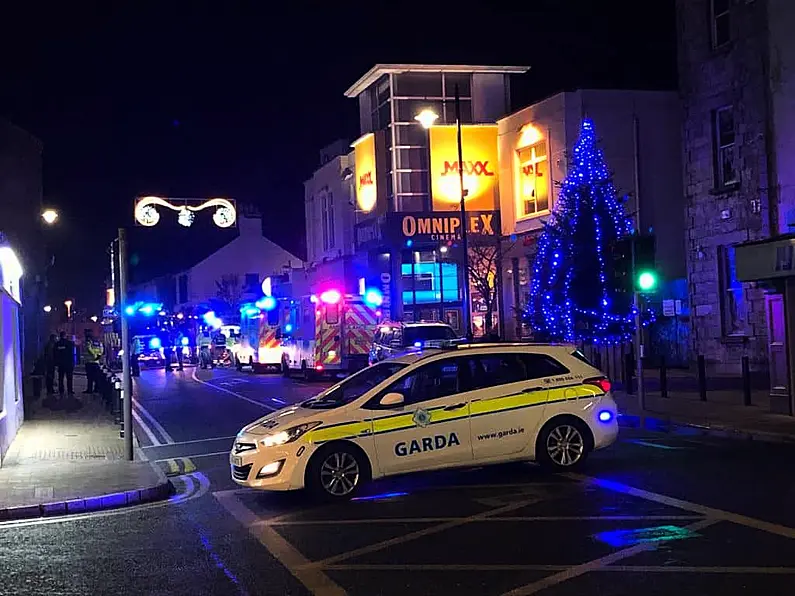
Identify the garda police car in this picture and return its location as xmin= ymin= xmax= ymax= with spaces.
xmin=231 ymin=343 xmax=617 ymax=500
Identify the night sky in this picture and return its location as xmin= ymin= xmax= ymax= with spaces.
xmin=0 ymin=1 xmax=676 ymax=314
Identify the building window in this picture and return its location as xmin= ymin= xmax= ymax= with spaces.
xmin=713 ymin=107 xmax=738 ymax=189
xmin=711 ymin=0 xmax=730 ymax=48
xmin=517 ymin=140 xmax=549 ymax=217
xmin=178 ymin=274 xmax=188 ymax=304
xmin=321 ymin=191 xmax=335 ymax=252
xmin=244 ymin=274 xmax=259 ymax=293
xmin=718 ymin=245 xmax=748 ymax=336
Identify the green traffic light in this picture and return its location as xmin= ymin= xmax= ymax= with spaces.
xmin=637 ymin=270 xmax=658 ymax=292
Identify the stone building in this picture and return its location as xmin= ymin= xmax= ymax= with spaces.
xmin=677 ymin=0 xmax=795 ymax=377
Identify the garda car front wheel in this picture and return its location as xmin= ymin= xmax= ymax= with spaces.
xmin=307 ymin=444 xmax=368 ymax=500
xmin=537 ymin=418 xmax=591 ymax=471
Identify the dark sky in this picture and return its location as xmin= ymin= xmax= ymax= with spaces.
xmin=0 ymin=1 xmax=677 ymax=314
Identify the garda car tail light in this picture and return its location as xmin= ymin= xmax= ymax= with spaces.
xmin=584 ymin=377 xmax=612 ymax=394
xmin=320 ymin=289 xmax=341 ymax=304
xmin=315 ymin=364 xmax=324 ymax=371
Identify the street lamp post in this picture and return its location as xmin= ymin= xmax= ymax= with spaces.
xmin=414 ymin=84 xmax=472 ymax=338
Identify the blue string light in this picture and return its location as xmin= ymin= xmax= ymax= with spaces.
xmin=524 ymin=119 xmax=641 ymax=344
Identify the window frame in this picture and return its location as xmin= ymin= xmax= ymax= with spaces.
xmin=516 ymin=139 xmax=550 ymax=219
xmin=712 ymin=106 xmax=738 ymax=190
xmin=710 ymin=0 xmax=731 ymax=49
xmin=362 ymin=357 xmax=469 ymax=410
xmin=718 ymin=244 xmax=749 ymax=337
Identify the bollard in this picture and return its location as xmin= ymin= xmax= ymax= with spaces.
xmin=624 ymin=353 xmax=634 ymax=394
xmin=742 ymin=356 xmax=752 ymax=406
xmin=698 ymin=355 xmax=707 ymax=401
xmin=660 ymin=356 xmax=668 ymax=398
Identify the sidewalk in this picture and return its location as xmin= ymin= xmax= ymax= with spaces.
xmin=614 ymin=388 xmax=795 ymax=444
xmin=0 ymin=373 xmax=171 ymax=520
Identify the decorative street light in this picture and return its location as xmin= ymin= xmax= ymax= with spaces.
xmin=43 ymin=305 xmax=52 ymax=313
xmin=414 ymin=85 xmax=473 ymax=338
xmin=134 ymin=196 xmax=237 ymax=228
xmin=41 ymin=209 xmax=59 ymax=225
xmin=64 ymin=300 xmax=73 ymax=318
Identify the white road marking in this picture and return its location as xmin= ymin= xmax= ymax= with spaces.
xmin=132 ymin=408 xmax=162 ymax=446
xmin=133 ymin=399 xmax=175 ymax=444
xmin=306 ymin=495 xmax=545 ymax=569
xmin=266 ymin=514 xmax=704 ymax=526
xmin=141 ymin=435 xmax=237 ymax=449
xmin=213 ymin=490 xmax=347 ymax=596
xmin=191 ymin=368 xmax=276 ymax=411
xmin=0 ymin=472 xmax=210 ymax=528
xmin=566 ymin=472 xmax=795 ymax=540
xmin=323 ymin=563 xmax=795 ymax=575
xmin=154 ymin=450 xmax=230 ymax=462
xmin=627 ymin=440 xmax=684 ymax=450
xmin=501 ymin=518 xmax=719 ymax=595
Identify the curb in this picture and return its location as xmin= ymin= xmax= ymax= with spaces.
xmin=0 ymin=478 xmax=174 ymax=522
xmin=618 ymin=413 xmax=795 ymax=445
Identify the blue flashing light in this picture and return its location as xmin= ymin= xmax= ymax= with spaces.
xmin=124 ymin=305 xmax=136 ymax=316
xmin=149 ymin=337 xmax=162 ymax=350
xmin=139 ymin=304 xmax=156 ymax=316
xmin=244 ymin=307 xmax=260 ymax=318
xmin=181 ymin=336 xmax=190 ymax=346
xmin=351 ymin=491 xmax=409 ymax=502
xmin=598 ymin=410 xmax=613 ymax=423
xmin=413 ymin=341 xmax=422 ymax=348
xmin=364 ymin=288 xmax=383 ymax=307
xmin=284 ymin=323 xmax=293 ymax=333
xmin=406 ymin=239 xmax=413 ymax=247
xmin=259 ymin=296 xmax=277 ymax=311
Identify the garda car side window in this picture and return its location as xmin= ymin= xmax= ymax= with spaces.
xmin=366 ymin=358 xmax=465 ymax=409
xmin=521 ymin=353 xmax=570 ymax=379
xmin=466 ymin=354 xmax=529 ymax=390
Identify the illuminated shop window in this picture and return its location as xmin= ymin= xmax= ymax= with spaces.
xmin=517 ymin=140 xmax=549 ymax=217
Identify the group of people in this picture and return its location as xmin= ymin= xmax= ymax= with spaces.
xmin=41 ymin=330 xmax=105 ymax=400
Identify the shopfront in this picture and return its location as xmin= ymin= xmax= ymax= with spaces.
xmin=0 ymin=239 xmax=24 ymax=463
xmin=735 ymin=234 xmax=795 ymax=416
xmin=352 ymin=122 xmax=503 ymax=336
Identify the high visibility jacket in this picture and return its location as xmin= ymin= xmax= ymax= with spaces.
xmin=86 ymin=341 xmax=103 ymax=363
xmin=198 ymin=335 xmax=212 ymax=348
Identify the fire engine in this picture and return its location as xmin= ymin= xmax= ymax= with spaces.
xmin=281 ymin=288 xmax=383 ymax=378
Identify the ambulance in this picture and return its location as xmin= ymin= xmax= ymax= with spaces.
xmin=236 ymin=297 xmax=297 ymax=373
xmin=281 ymin=288 xmax=383 ymax=379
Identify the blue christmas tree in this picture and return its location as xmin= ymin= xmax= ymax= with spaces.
xmin=525 ymin=119 xmax=634 ymax=344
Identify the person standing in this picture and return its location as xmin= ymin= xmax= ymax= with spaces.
xmin=84 ymin=330 xmax=103 ymax=394
xmin=43 ymin=334 xmax=57 ymax=395
xmin=131 ymin=336 xmax=142 ymax=377
xmin=175 ymin=330 xmax=186 ymax=371
xmin=54 ymin=331 xmax=75 ymax=397
xmin=161 ymin=329 xmax=174 ymax=372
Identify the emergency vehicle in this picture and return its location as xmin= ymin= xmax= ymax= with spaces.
xmin=281 ymin=289 xmax=382 ymax=378
xmin=236 ymin=297 xmax=296 ymax=373
xmin=230 ymin=343 xmax=618 ymax=500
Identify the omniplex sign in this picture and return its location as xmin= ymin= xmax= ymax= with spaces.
xmin=389 ymin=211 xmax=500 ymax=242
xmin=429 ymin=124 xmax=498 ymax=212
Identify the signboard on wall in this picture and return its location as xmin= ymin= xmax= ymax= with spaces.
xmin=387 ymin=211 xmax=500 ymax=243
xmin=352 ymin=133 xmax=378 ymax=214
xmin=736 ymin=236 xmax=795 ymax=282
xmin=429 ymin=125 xmax=499 ymax=212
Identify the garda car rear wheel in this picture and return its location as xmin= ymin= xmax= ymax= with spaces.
xmin=537 ymin=418 xmax=592 ymax=471
xmin=306 ymin=443 xmax=369 ymax=501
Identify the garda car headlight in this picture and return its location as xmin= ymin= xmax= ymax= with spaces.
xmin=260 ymin=421 xmax=322 ymax=448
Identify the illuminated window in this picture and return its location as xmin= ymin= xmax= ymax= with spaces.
xmin=718 ymin=245 xmax=748 ymax=336
xmin=517 ymin=141 xmax=549 ymax=217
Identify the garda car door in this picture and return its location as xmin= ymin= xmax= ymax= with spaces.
xmin=468 ymin=353 xmax=566 ymax=461
xmin=363 ymin=357 xmax=473 ymax=475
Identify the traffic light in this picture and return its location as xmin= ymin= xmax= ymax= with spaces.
xmin=633 ymin=234 xmax=658 ymax=293
xmin=610 ymin=237 xmax=633 ymax=295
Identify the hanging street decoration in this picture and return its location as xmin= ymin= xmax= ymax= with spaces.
xmin=134 ymin=196 xmax=237 ymax=228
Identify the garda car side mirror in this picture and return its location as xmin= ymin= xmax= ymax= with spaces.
xmin=379 ymin=392 xmax=405 ymax=407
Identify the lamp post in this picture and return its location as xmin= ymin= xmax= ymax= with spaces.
xmin=414 ymin=85 xmax=472 ymax=338
xmin=41 ymin=209 xmax=59 ymax=225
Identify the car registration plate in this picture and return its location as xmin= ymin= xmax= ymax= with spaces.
xmin=231 ymin=455 xmax=243 ymax=466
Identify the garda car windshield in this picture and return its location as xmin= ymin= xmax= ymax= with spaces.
xmin=302 ymin=362 xmax=407 ymax=409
